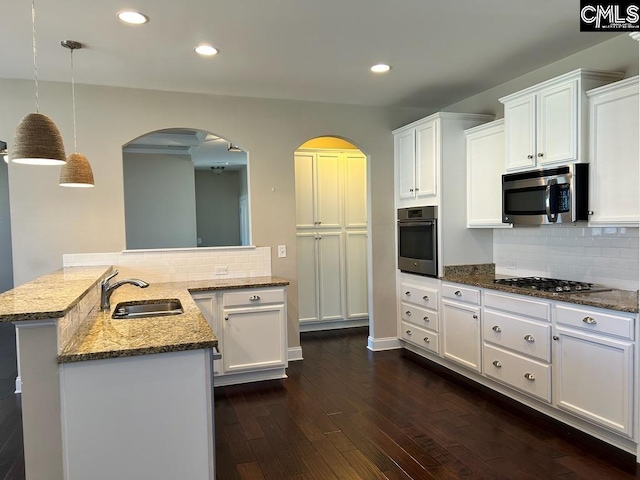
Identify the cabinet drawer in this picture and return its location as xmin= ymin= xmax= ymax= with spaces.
xmin=401 ymin=321 xmax=439 ymax=355
xmin=401 ymin=303 xmax=438 ymax=332
xmin=441 ymin=284 xmax=480 ymax=305
xmin=400 ymin=283 xmax=439 ymax=310
xmin=483 ymin=343 xmax=552 ymax=403
xmin=556 ymin=304 xmax=634 ymax=340
xmin=222 ymin=289 xmax=285 ymax=308
xmin=483 ymin=309 xmax=551 ymax=362
xmin=484 ymin=291 xmax=551 ymax=321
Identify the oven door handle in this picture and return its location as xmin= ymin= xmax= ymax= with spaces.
xmin=398 ymin=220 xmax=435 ymax=227
xmin=545 ymin=179 xmax=557 ymax=223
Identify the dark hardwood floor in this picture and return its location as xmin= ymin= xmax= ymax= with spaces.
xmin=2 ymin=325 xmax=640 ymax=479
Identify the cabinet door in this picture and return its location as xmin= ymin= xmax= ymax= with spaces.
xmin=537 ymin=80 xmax=578 ymax=166
xmin=223 ymin=306 xmax=286 ymax=374
xmin=466 ymin=121 xmax=508 ymax=227
xmin=296 ymin=233 xmax=319 ymax=323
xmin=344 ymin=153 xmax=367 ymax=228
xmin=588 ymin=82 xmax=639 ymax=226
xmin=345 ymin=231 xmax=368 ymax=319
xmin=554 ymin=327 xmax=633 ymax=437
xmin=294 ymin=153 xmax=316 ymax=228
xmin=318 ymin=231 xmax=344 ymax=322
xmin=442 ymin=300 xmax=481 ymax=372
xmin=415 ymin=121 xmax=438 ymax=199
xmin=191 ymin=293 xmax=222 ymax=376
xmin=316 ymin=153 xmax=342 ymax=228
xmin=396 ymin=129 xmax=416 ymax=200
xmin=504 ymin=95 xmax=536 ymax=171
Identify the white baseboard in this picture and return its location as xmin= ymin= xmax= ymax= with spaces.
xmin=300 ymin=318 xmax=368 ymax=332
xmin=15 ymin=376 xmax=21 ymax=394
xmin=367 ymin=336 xmax=402 ymax=351
xmin=288 ymin=346 xmax=303 ymax=362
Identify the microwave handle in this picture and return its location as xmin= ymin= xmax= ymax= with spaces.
xmin=545 ymin=179 xmax=558 ymax=223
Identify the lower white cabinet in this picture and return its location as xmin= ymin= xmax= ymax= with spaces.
xmin=191 ymin=286 xmax=288 ymax=386
xmin=442 ymin=300 xmax=481 ymax=373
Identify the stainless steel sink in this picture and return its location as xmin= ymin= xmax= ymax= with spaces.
xmin=112 ymin=299 xmax=184 ymax=319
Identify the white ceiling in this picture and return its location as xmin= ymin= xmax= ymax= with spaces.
xmin=0 ymin=0 xmax=620 ymax=109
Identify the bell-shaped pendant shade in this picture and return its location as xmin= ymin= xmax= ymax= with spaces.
xmin=12 ymin=113 xmax=67 ymax=165
xmin=59 ymin=152 xmax=94 ymax=187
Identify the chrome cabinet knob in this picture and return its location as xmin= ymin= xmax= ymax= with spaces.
xmin=527 ymin=154 xmax=533 ymax=159
xmin=405 ymin=311 xmax=412 ymax=317
xmin=583 ymin=316 xmax=597 ymax=325
xmin=492 ymin=360 xmax=502 ymax=368
xmin=405 ymin=330 xmax=412 ymax=336
xmin=249 ymin=295 xmax=261 ymax=301
xmin=224 ymin=316 xmax=229 ymax=321
xmin=524 ymin=334 xmax=535 ymax=343
xmin=537 ymin=152 xmax=543 ymax=157
xmin=492 ymin=325 xmax=501 ymax=332
xmin=423 ymin=295 xmax=429 ymax=301
xmin=423 ymin=316 xmax=429 ymax=322
xmin=454 ymin=290 xmax=462 ymax=296
xmin=423 ymin=337 xmax=430 ymax=343
xmin=409 ymin=188 xmax=414 ymax=192
xmin=405 ymin=291 xmax=411 ymax=296
xmin=472 ymin=314 xmax=478 ymax=319
xmin=553 ymin=335 xmax=559 ymax=341
xmin=524 ymin=373 xmax=535 ymax=381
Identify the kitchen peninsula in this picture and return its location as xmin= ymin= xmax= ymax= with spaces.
xmin=0 ymin=265 xmax=289 ymax=480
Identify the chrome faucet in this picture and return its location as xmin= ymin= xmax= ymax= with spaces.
xmin=100 ymin=270 xmax=149 ymax=311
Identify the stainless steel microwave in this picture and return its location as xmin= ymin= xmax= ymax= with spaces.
xmin=398 ymin=206 xmax=438 ymax=277
xmin=502 ymin=164 xmax=588 ymax=225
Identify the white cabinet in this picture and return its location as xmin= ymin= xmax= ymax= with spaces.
xmin=587 ymin=76 xmax=639 ymax=226
xmin=500 ymin=69 xmax=623 ymax=172
xmin=395 ymin=121 xmax=437 ymax=202
xmin=399 ymin=276 xmax=440 ymax=355
xmin=441 ymin=283 xmax=481 ymax=372
xmin=554 ymin=302 xmax=635 ymax=437
xmin=465 ymin=119 xmax=510 ymax=228
xmin=192 ymin=287 xmax=288 ymax=386
xmin=295 ymin=149 xmax=368 ymax=328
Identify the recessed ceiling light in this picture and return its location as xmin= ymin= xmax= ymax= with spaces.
xmin=370 ymin=64 xmax=391 ymax=73
xmin=117 ymin=11 xmax=149 ymax=25
xmin=195 ymin=45 xmax=219 ymax=56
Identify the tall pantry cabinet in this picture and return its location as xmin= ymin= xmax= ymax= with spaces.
xmin=295 ymin=149 xmax=368 ymax=330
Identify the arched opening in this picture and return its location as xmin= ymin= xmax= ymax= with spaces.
xmin=122 ymin=128 xmax=250 ymax=250
xmin=293 ymin=136 xmax=371 ymax=334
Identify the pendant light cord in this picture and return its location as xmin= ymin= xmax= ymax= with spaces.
xmin=70 ymin=48 xmax=77 ymax=151
xmin=31 ymin=0 xmax=39 ymax=113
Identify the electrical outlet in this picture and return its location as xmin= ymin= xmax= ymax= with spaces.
xmin=214 ymin=266 xmax=229 ymax=275
xmin=197 ymin=237 xmax=202 ymax=245
xmin=278 ymin=245 xmax=287 ymax=258
xmin=505 ymin=260 xmax=517 ymax=270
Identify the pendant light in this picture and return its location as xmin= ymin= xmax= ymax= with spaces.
xmin=59 ymin=40 xmax=94 ymax=188
xmin=11 ymin=0 xmax=66 ymax=165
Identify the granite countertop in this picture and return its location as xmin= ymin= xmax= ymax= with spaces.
xmin=443 ymin=264 xmax=639 ymax=314
xmin=0 ymin=266 xmax=112 ymax=322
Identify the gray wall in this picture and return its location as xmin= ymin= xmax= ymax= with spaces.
xmin=195 ymin=169 xmax=241 ymax=247
xmin=123 ymin=153 xmax=197 ymax=249
xmin=0 ymin=160 xmax=13 ymax=292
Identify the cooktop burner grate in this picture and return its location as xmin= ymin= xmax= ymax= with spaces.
xmin=493 ymin=277 xmax=611 ymax=294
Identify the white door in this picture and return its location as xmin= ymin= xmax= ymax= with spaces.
xmin=415 ymin=120 xmax=438 ymax=199
xmin=316 ymin=153 xmax=342 ymax=228
xmin=344 ymin=153 xmax=367 ymax=228
xmin=442 ymin=301 xmax=481 ymax=372
xmin=504 ymin=95 xmax=536 ymax=171
xmin=345 ymin=231 xmax=368 ymax=319
xmin=396 ymin=129 xmax=416 ymax=200
xmin=554 ymin=327 xmax=633 ymax=437
xmin=317 ymin=231 xmax=344 ymax=322
xmin=294 ymin=153 xmax=316 ymax=228
xmin=537 ymin=80 xmax=578 ymax=165
xmin=296 ymin=233 xmax=319 ymax=323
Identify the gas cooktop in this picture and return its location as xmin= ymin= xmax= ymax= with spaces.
xmin=493 ymin=277 xmax=612 ymax=294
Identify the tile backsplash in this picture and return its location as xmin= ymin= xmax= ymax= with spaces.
xmin=494 ymin=226 xmax=639 ymax=291
xmin=63 ymin=246 xmax=272 ymax=283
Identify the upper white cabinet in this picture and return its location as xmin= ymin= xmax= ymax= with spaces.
xmin=500 ymin=69 xmax=623 ymax=172
xmin=465 ymin=119 xmax=510 ymax=228
xmin=587 ymin=76 xmax=639 ymax=227
xmin=396 ymin=120 xmax=438 ymax=202
xmin=295 ymin=151 xmax=342 ymax=229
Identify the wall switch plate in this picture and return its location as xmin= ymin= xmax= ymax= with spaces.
xmin=197 ymin=237 xmax=202 ymax=245
xmin=278 ymin=245 xmax=287 ymax=258
xmin=505 ymin=260 xmax=517 ymax=270
xmin=214 ymin=266 xmax=229 ymax=275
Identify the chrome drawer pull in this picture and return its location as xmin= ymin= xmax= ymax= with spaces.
xmin=492 ymin=360 xmax=502 ymax=368
xmin=405 ymin=291 xmax=411 ymax=296
xmin=405 ymin=311 xmax=412 ymax=317
xmin=423 ymin=295 xmax=429 ymax=301
xmin=423 ymin=337 xmax=430 ymax=344
xmin=524 ymin=335 xmax=535 ymax=343
xmin=423 ymin=316 xmax=429 ymax=322
xmin=524 ymin=373 xmax=535 ymax=381
xmin=472 ymin=314 xmax=478 ymax=319
xmin=492 ymin=325 xmax=501 ymax=333
xmin=582 ymin=316 xmax=597 ymax=325
xmin=249 ymin=295 xmax=261 ymax=301
xmin=454 ymin=290 xmax=462 ymax=296
xmin=405 ymin=330 xmax=412 ymax=336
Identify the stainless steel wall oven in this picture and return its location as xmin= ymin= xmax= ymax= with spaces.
xmin=397 ymin=206 xmax=438 ymax=277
